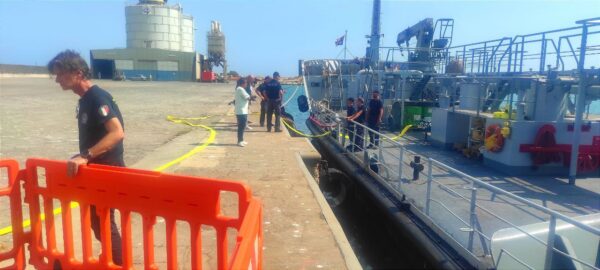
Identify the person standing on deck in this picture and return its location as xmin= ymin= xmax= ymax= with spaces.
xmin=235 ymin=78 xmax=251 ymax=146
xmin=256 ymin=76 xmax=271 ymax=127
xmin=264 ymin=72 xmax=284 ymax=132
xmin=347 ymin=97 xmax=366 ymax=150
xmin=366 ymin=90 xmax=384 ymax=148
xmin=47 ymin=49 xmax=123 ymax=266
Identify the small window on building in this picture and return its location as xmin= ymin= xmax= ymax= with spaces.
xmin=144 ymin=41 xmax=152 ymax=48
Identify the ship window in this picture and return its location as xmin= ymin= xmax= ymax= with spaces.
xmin=311 ymin=82 xmax=320 ymax=87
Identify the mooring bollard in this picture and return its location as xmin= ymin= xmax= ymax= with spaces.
xmin=409 ymin=156 xmax=424 ymax=180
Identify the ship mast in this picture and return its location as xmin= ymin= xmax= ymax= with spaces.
xmin=367 ymin=0 xmax=381 ymax=68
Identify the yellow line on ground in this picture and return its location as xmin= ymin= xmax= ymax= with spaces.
xmin=0 ymin=115 xmax=217 ymax=236
xmin=0 ymin=202 xmax=79 ymax=236
xmin=154 ymin=115 xmax=217 ymax=172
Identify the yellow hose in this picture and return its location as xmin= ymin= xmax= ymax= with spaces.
xmin=282 ymin=118 xmax=331 ymax=138
xmin=391 ymin=124 xmax=413 ymax=141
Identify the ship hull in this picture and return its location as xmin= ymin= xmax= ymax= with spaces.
xmin=306 ymin=119 xmax=472 ymax=269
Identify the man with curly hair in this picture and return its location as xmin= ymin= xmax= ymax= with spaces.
xmin=48 ymin=49 xmax=124 ymax=266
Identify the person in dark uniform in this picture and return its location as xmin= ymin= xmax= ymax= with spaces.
xmin=264 ymin=72 xmax=284 ymax=132
xmin=256 ymin=76 xmax=271 ymax=127
xmin=366 ymin=90 xmax=384 ymax=148
xmin=47 ymin=50 xmax=124 ymax=266
xmin=347 ymin=97 xmax=366 ymax=150
xmin=345 ymin=98 xmax=356 ymax=151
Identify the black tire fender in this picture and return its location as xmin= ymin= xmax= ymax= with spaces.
xmin=318 ymin=168 xmax=353 ymax=208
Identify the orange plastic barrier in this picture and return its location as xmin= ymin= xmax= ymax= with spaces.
xmin=1 ymin=158 xmax=263 ymax=270
xmin=0 ymin=160 xmax=26 ymax=270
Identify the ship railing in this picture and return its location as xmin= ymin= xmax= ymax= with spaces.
xmin=310 ymin=99 xmax=600 ymax=269
xmin=439 ymin=74 xmax=599 ymax=121
xmin=444 ymin=18 xmax=600 ymax=75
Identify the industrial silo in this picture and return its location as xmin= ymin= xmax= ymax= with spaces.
xmin=125 ymin=0 xmax=194 ymax=52
xmin=91 ymin=0 xmax=199 ymax=81
xmin=181 ymin=15 xmax=194 ymax=52
xmin=207 ymin=21 xmax=226 ymax=61
xmin=205 ymin=20 xmax=227 ymax=77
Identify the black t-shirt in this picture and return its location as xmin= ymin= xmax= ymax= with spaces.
xmin=346 ymin=105 xmax=356 ymax=123
xmin=77 ymin=85 xmax=125 ymax=166
xmin=355 ymin=105 xmax=366 ymax=123
xmin=367 ymin=99 xmax=383 ymax=123
xmin=257 ymin=82 xmax=266 ymax=95
xmin=264 ymin=80 xmax=282 ymax=100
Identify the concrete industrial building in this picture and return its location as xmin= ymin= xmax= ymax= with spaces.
xmin=90 ymin=0 xmax=202 ymax=81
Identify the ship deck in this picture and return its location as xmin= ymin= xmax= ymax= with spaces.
xmin=341 ymin=129 xmax=599 ymax=260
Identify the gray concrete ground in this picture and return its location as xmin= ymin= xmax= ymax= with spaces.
xmin=0 ymin=78 xmax=356 ymax=269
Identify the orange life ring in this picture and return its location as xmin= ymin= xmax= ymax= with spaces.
xmin=484 ymin=124 xmax=505 ymax=152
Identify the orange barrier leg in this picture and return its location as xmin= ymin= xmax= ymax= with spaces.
xmin=143 ymin=216 xmax=157 ymax=270
xmin=120 ymin=210 xmax=133 ymax=270
xmin=166 ymin=219 xmax=178 ymax=270
xmin=191 ymin=223 xmax=202 ymax=270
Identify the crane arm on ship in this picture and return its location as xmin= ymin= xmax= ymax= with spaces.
xmin=396 ymin=18 xmax=435 ymax=49
xmin=396 ymin=18 xmax=454 ymax=69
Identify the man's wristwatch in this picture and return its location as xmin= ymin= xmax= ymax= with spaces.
xmin=81 ymin=149 xmax=92 ymax=160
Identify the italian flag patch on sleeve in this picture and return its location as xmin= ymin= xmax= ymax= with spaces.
xmin=99 ymin=105 xmax=110 ymax=117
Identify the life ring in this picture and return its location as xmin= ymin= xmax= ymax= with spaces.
xmin=485 ymin=124 xmax=505 ymax=152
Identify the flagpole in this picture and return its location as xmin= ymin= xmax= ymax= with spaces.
xmin=344 ymin=30 xmax=348 ymax=59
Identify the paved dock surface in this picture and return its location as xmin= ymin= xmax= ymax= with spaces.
xmin=0 ymin=78 xmax=357 ymax=269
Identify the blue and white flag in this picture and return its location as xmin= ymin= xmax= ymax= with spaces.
xmin=335 ymin=35 xmax=345 ymax=46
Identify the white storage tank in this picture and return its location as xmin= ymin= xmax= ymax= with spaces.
xmin=459 ymin=83 xmax=486 ymax=111
xmin=181 ymin=15 xmax=194 ymax=52
xmin=125 ymin=0 xmax=194 ymax=52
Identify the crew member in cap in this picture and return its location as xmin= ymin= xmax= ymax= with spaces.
xmin=256 ymin=76 xmax=271 ymax=127
xmin=48 ymin=49 xmax=124 ymax=266
xmin=263 ymin=72 xmax=284 ymax=132
xmin=366 ymin=90 xmax=384 ymax=148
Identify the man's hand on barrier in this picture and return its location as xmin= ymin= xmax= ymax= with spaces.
xmin=67 ymin=155 xmax=88 ymax=177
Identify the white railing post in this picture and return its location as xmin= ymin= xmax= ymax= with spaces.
xmin=398 ymin=146 xmax=404 ymax=183
xmin=378 ymin=138 xmax=383 ymax=162
xmin=467 ymin=183 xmax=478 ymax=252
xmin=351 ymin=124 xmax=356 ymax=153
xmin=363 ymin=126 xmax=369 ymax=169
xmin=425 ymin=158 xmax=433 ymax=216
xmin=544 ymin=216 xmax=557 ymax=269
xmin=337 ymin=122 xmax=342 ymax=145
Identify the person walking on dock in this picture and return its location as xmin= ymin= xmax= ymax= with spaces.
xmin=48 ymin=49 xmax=124 ymax=266
xmin=256 ymin=76 xmax=271 ymax=127
xmin=366 ymin=90 xmax=383 ymax=148
xmin=235 ymin=77 xmax=252 ymax=146
xmin=347 ymin=97 xmax=366 ymax=150
xmin=264 ymin=72 xmax=284 ymax=132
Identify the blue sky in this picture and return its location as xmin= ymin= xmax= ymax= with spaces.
xmin=0 ymin=0 xmax=598 ymax=76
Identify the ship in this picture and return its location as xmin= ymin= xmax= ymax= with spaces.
xmin=298 ymin=1 xmax=600 ymax=269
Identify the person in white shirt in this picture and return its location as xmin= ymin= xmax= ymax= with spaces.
xmin=235 ymin=78 xmax=251 ymax=147
xmin=244 ymin=75 xmax=256 ymax=130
